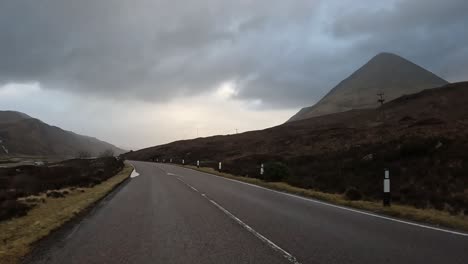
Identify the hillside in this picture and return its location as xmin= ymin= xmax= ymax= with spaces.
xmin=125 ymin=82 xmax=468 ymax=214
xmin=288 ymin=52 xmax=448 ymax=122
xmin=0 ymin=111 xmax=125 ymax=157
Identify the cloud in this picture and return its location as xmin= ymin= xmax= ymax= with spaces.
xmin=330 ymin=0 xmax=468 ymax=81
xmin=0 ymin=0 xmax=467 ymax=111
xmin=0 ymin=82 xmax=294 ymax=149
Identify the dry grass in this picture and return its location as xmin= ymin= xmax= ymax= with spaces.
xmin=0 ymin=163 xmax=133 ymax=264
xmin=183 ymin=165 xmax=468 ymax=232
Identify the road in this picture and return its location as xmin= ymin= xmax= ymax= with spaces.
xmin=25 ymin=161 xmax=468 ymax=264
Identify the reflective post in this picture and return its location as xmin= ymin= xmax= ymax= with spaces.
xmin=383 ymin=169 xmax=391 ymax=207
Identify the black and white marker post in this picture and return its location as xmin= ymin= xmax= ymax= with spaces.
xmin=182 ymin=159 xmax=184 ymax=165
xmin=197 ymin=160 xmax=200 ymax=168
xmin=260 ymin=163 xmax=264 ymax=176
xmin=218 ymin=162 xmax=222 ymax=172
xmin=383 ymin=169 xmax=391 ymax=206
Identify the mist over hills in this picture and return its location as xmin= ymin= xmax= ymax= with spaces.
xmin=0 ymin=111 xmax=125 ymax=157
xmin=288 ymin=52 xmax=448 ymax=122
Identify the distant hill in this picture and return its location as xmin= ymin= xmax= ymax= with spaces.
xmin=288 ymin=52 xmax=448 ymax=122
xmin=0 ymin=111 xmax=31 ymax=124
xmin=0 ymin=111 xmax=125 ymax=157
xmin=124 ymin=82 xmax=468 ymax=213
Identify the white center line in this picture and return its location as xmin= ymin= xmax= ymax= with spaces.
xmin=175 ymin=176 xmax=302 ymax=264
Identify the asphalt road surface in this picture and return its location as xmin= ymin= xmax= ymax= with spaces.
xmin=25 ymin=161 xmax=468 ymax=264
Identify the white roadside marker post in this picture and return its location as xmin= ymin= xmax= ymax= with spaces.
xmin=182 ymin=159 xmax=185 ymax=165
xmin=197 ymin=160 xmax=200 ymax=168
xmin=170 ymin=158 xmax=172 ymax=163
xmin=218 ymin=162 xmax=222 ymax=172
xmin=156 ymin=158 xmax=159 ymax=162
xmin=260 ymin=163 xmax=264 ymax=176
xmin=383 ymin=169 xmax=391 ymax=207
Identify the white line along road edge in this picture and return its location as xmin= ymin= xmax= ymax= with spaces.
xmin=129 ymin=164 xmax=140 ymax=178
xmin=175 ymin=176 xmax=302 ymax=264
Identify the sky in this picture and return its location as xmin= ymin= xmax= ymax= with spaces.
xmin=0 ymin=0 xmax=467 ymax=150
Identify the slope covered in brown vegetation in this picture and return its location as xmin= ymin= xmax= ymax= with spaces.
xmin=0 ymin=111 xmax=125 ymax=157
xmin=0 ymin=157 xmax=124 ymax=221
xmin=125 ymin=82 xmax=468 ymax=214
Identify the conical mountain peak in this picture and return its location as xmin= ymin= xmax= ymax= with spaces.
xmin=288 ymin=53 xmax=448 ymax=122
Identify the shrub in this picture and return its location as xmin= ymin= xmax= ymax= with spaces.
xmin=0 ymin=200 xmax=30 ymax=221
xmin=344 ymin=186 xmax=363 ymax=201
xmin=264 ymin=162 xmax=290 ymax=182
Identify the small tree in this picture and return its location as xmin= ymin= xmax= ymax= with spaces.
xmin=263 ymin=162 xmax=290 ymax=182
xmin=99 ymin=149 xmax=115 ymax=157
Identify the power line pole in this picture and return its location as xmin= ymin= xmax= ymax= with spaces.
xmin=377 ymin=92 xmax=391 ymax=206
xmin=377 ymin=92 xmax=385 ymax=106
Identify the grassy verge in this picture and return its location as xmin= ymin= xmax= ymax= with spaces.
xmin=182 ymin=165 xmax=468 ymax=233
xmin=0 ymin=163 xmax=134 ymax=264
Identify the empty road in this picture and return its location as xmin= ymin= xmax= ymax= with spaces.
xmin=25 ymin=161 xmax=468 ymax=264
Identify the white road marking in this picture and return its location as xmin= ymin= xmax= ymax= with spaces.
xmin=127 ymin=163 xmax=140 ymax=178
xmin=66 ymin=221 xmax=83 ymax=239
xmin=208 ymin=198 xmax=301 ymax=264
xmin=175 ymin=176 xmax=301 ymax=264
xmin=130 ymin=169 xmax=140 ymax=178
xmin=167 ymin=172 xmax=176 ymax=176
xmin=1 ymin=145 xmax=8 ymax=154
xmin=177 ymin=166 xmax=468 ymax=237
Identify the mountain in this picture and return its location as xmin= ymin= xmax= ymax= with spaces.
xmin=288 ymin=52 xmax=448 ymax=122
xmin=124 ymin=82 xmax=468 ymax=213
xmin=0 ymin=111 xmax=31 ymax=124
xmin=0 ymin=111 xmax=125 ymax=157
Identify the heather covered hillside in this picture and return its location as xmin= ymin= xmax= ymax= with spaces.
xmin=125 ymin=82 xmax=468 ymax=214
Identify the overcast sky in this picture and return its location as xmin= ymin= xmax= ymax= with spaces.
xmin=1 ymin=0 xmax=467 ymax=150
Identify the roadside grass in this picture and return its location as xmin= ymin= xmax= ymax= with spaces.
xmin=182 ymin=165 xmax=468 ymax=233
xmin=0 ymin=163 xmax=133 ymax=264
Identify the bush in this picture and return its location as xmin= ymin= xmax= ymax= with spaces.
xmin=264 ymin=162 xmax=290 ymax=182
xmin=344 ymin=186 xmax=363 ymax=201
xmin=0 ymin=200 xmax=30 ymax=221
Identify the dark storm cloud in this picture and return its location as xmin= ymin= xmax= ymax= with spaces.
xmin=330 ymin=0 xmax=468 ymax=82
xmin=0 ymin=0 xmax=467 ymax=108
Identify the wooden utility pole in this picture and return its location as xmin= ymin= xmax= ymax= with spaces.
xmin=377 ymin=92 xmax=390 ymax=206
xmin=377 ymin=93 xmax=385 ymax=106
